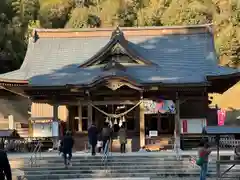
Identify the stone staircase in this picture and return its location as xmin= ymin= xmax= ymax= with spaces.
xmin=13 ymin=153 xmax=240 ymax=180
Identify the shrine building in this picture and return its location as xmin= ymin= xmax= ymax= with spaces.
xmin=0 ymin=24 xmax=239 ymax=151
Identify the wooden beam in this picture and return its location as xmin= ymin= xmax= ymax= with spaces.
xmin=82 ymin=100 xmax=138 ymax=106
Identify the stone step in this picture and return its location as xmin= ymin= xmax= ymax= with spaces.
xmin=45 ymin=158 xmax=187 ymax=162
xmin=24 ymin=157 xmax=187 ymax=162
xmin=22 ymin=162 xmax=193 ymax=167
xmin=22 ymin=167 xmax=240 ymax=175
xmin=62 ymin=178 xmax=150 ymax=180
xmin=61 ymin=178 xmax=233 ymax=180
xmin=23 ymin=159 xmax=232 ymax=166
xmin=34 ymin=155 xmax=188 ymax=159
xmin=10 ymin=153 xmax=235 ymax=162
xmin=20 ymin=163 xmax=238 ymax=170
xmin=20 ymin=155 xmax=232 ymax=162
xmin=18 ymin=172 xmax=240 ymax=180
xmin=22 ymin=164 xmax=191 ymax=170
xmin=22 ymin=161 xmax=238 ymax=170
xmin=36 ymin=159 xmax=188 ymax=163
xmin=21 ymin=162 xmax=234 ymax=168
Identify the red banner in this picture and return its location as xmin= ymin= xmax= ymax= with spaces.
xmin=217 ymin=109 xmax=226 ymax=126
xmin=182 ymin=120 xmax=188 ymax=133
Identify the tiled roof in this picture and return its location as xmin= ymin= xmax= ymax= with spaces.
xmin=0 ymin=24 xmax=238 ymax=86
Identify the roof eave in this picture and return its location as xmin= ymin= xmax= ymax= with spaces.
xmin=207 ymin=72 xmax=240 ymax=93
xmin=27 ymin=81 xmax=210 ymax=90
xmin=206 ymin=72 xmax=240 ymax=81
xmin=142 ymin=82 xmax=210 ymax=87
xmin=0 ymin=78 xmax=28 ymax=84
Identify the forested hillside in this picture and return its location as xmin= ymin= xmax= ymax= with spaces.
xmin=0 ymin=0 xmax=239 ymax=71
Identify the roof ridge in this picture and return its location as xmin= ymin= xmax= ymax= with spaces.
xmin=32 ymin=24 xmax=213 ymax=39
xmin=34 ymin=24 xmax=213 ymax=33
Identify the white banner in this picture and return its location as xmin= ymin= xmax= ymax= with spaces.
xmin=180 ymin=118 xmax=207 ymax=134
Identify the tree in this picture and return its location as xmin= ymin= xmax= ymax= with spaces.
xmin=230 ymin=38 xmax=240 ymax=66
xmin=65 ymin=7 xmax=101 ymax=28
xmin=136 ymin=0 xmax=169 ymax=26
xmin=38 ymin=0 xmax=75 ymax=28
xmin=0 ymin=0 xmax=27 ymax=71
xmin=161 ymin=0 xmax=214 ymax=25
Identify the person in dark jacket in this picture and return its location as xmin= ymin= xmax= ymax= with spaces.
xmin=88 ymin=124 xmax=98 ymax=156
xmin=62 ymin=131 xmax=74 ymax=167
xmin=0 ymin=150 xmax=12 ymax=180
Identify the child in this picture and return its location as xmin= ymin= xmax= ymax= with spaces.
xmin=97 ymin=133 xmax=103 ymax=153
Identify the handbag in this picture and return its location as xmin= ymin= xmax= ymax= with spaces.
xmin=196 ymin=157 xmax=204 ymax=166
xmin=196 ymin=150 xmax=208 ymax=166
xmin=97 ymin=141 xmax=103 ymax=148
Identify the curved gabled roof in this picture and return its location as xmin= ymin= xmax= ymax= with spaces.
xmin=0 ymin=24 xmax=239 ymax=91
xmin=79 ymin=27 xmax=154 ymax=67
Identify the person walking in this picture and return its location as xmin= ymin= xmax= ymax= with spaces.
xmin=0 ymin=150 xmax=12 ymax=180
xmin=62 ymin=131 xmax=74 ymax=167
xmin=88 ymin=123 xmax=98 ymax=156
xmin=198 ymin=140 xmax=211 ymax=180
xmin=118 ymin=124 xmax=127 ymax=153
xmin=102 ymin=122 xmax=112 ymax=153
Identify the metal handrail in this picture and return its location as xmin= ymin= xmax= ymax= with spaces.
xmin=28 ymin=141 xmax=42 ymax=167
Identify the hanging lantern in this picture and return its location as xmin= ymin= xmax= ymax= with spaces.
xmin=105 ymin=117 xmax=109 ymax=123
xmin=122 ymin=116 xmax=126 ymax=122
xmin=114 ymin=118 xmax=118 ymax=125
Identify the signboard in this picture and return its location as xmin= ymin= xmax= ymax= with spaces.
xmin=217 ymin=109 xmax=226 ymax=126
xmin=32 ymin=121 xmax=59 ymax=137
xmin=52 ymin=121 xmax=59 ymax=137
xmin=143 ymin=100 xmax=175 ymax=114
xmin=33 ymin=123 xmax=52 ymax=137
xmin=180 ymin=119 xmax=207 ymax=134
xmin=149 ymin=130 xmax=158 ymax=137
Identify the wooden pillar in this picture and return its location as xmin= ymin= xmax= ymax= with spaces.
xmin=158 ymin=113 xmax=161 ymax=132
xmin=174 ymin=93 xmax=181 ymax=157
xmin=88 ymin=103 xmax=93 ymax=127
xmin=8 ymin=115 xmax=15 ymax=130
xmin=53 ymin=104 xmax=59 ymax=149
xmin=139 ymin=102 xmax=145 ymax=147
xmin=66 ymin=105 xmax=71 ymax=130
xmin=53 ymin=104 xmax=58 ymax=121
xmin=78 ymin=103 xmax=83 ymax=132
